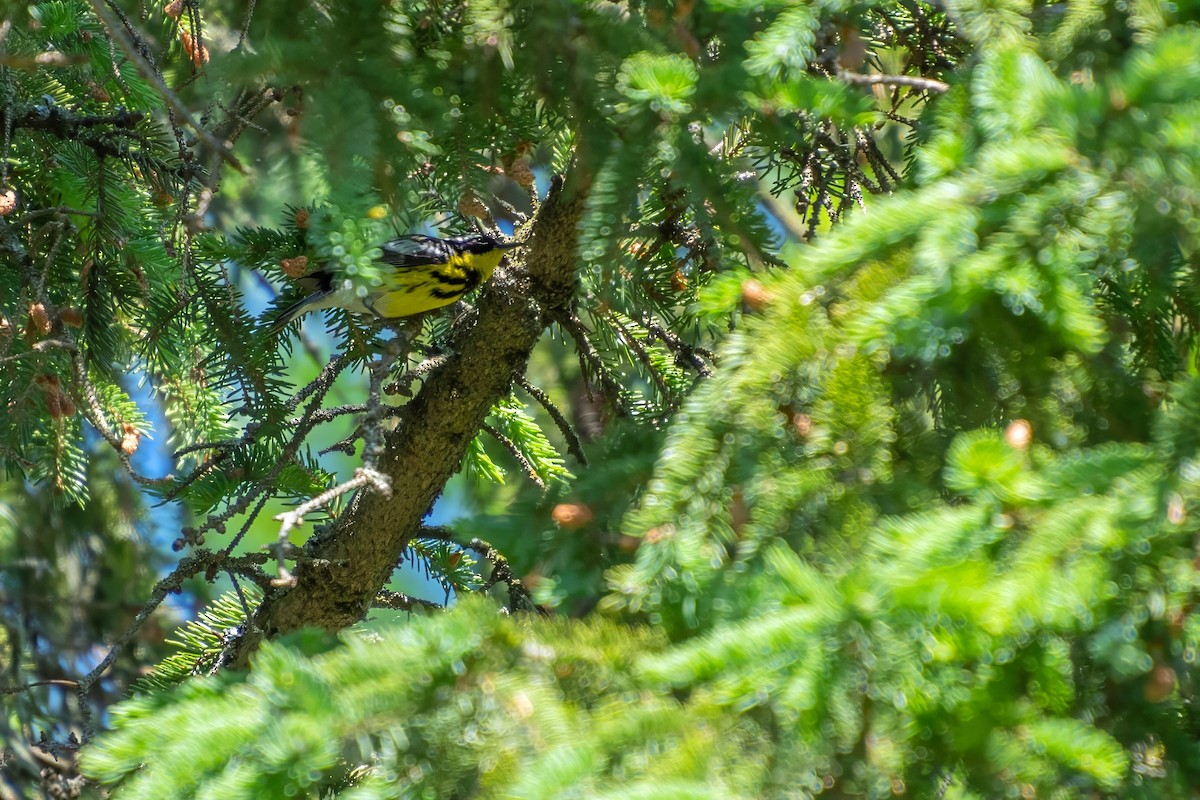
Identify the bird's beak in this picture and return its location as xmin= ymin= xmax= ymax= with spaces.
xmin=498 ymin=240 xmax=521 ymax=250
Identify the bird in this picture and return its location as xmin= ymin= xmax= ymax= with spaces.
xmin=269 ymin=232 xmax=518 ymax=333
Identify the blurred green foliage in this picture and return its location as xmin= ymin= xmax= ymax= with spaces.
xmin=3 ymin=0 xmax=1200 ymax=796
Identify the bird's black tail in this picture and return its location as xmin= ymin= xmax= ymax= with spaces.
xmin=266 ymin=269 xmax=335 ymax=335
xmin=267 ymin=288 xmax=335 ymax=336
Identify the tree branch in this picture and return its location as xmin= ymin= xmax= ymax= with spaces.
xmin=837 ymin=70 xmax=950 ymax=94
xmin=234 ymin=173 xmax=589 ymax=658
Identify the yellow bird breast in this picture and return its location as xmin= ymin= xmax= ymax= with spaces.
xmin=371 ymin=248 xmax=506 ymax=319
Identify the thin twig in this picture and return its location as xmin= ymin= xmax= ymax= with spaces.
xmin=837 ymin=70 xmax=949 ymax=93
xmin=414 ymin=528 xmax=535 ymax=612
xmin=35 ymin=220 xmax=67 ymax=301
xmin=287 ymin=354 xmax=347 ymax=411
xmin=19 ymin=206 xmax=100 ymax=221
xmin=372 ymin=590 xmax=443 ymax=612
xmin=272 ymin=468 xmax=392 ymax=584
xmin=516 ymin=375 xmax=587 ymax=465
xmin=555 ymin=312 xmax=626 ymax=407
xmin=227 ymin=571 xmax=256 ymax=624
xmin=161 ymin=448 xmax=230 ymax=503
xmin=643 ymin=319 xmax=715 ymax=376
xmin=312 ymin=406 xmax=406 ymax=456
xmin=861 ymin=129 xmax=903 ymax=187
xmin=234 ymin=0 xmax=259 ymax=51
xmin=172 ymin=436 xmax=243 ymax=459
xmin=0 ymin=679 xmax=79 ymax=695
xmin=292 ymin=403 xmax=368 ymax=426
xmin=386 ymin=353 xmax=448 ymax=397
xmin=608 ymin=312 xmax=673 ymax=403
xmin=481 ymin=422 xmax=546 ymax=490
xmin=464 ymin=537 xmax=535 ymax=612
xmin=882 ymin=108 xmax=919 ymax=127
xmin=220 ymin=492 xmax=272 ymax=559
xmin=0 ymin=338 xmax=73 ymax=365
xmin=0 ymin=52 xmax=88 ymax=68
xmin=363 ymin=341 xmax=403 ymax=467
xmin=69 ymin=347 xmax=169 ymax=488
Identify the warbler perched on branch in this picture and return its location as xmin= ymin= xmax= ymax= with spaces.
xmin=270 ymin=232 xmax=518 ymax=333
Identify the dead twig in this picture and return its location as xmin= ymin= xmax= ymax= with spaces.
xmin=272 ymin=468 xmax=392 ymax=584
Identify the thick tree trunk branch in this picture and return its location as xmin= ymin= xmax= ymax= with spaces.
xmin=235 ymin=174 xmax=589 ymax=656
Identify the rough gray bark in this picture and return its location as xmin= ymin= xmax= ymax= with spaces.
xmin=235 ymin=174 xmax=589 ymax=655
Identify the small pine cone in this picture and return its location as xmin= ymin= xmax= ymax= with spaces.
xmin=88 ymin=82 xmax=111 ymax=103
xmin=0 ymin=315 xmax=11 ymax=339
xmin=791 ymin=412 xmax=812 ymax=438
xmin=507 ymin=156 xmax=535 ymax=189
xmin=120 ymin=423 xmax=141 ymax=455
xmin=740 ymin=279 xmax=771 ymax=312
xmin=0 ymin=188 xmax=17 ymax=216
xmin=45 ymin=389 xmax=63 ymax=419
xmin=28 ymin=303 xmax=52 ymax=337
xmin=644 ymin=525 xmax=674 ymax=544
xmin=164 ymin=0 xmax=183 ymax=18
xmin=458 ymin=190 xmax=489 ymax=220
xmin=179 ymin=30 xmax=210 ymax=66
xmin=59 ymin=307 xmax=84 ymax=327
xmin=1168 ymin=493 xmax=1186 ymax=525
xmin=551 ymin=503 xmax=593 ymax=529
xmin=280 ymin=255 xmax=309 ymax=278
xmin=1144 ymin=664 xmax=1177 ymax=703
xmin=671 ymin=269 xmax=688 ymax=292
xmin=294 ymin=208 xmax=310 ymax=229
xmin=37 ymin=375 xmax=72 ymax=418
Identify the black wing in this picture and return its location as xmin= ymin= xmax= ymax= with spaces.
xmin=377 ymin=235 xmax=456 ymax=270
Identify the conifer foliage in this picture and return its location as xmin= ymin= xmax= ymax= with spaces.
xmin=2 ymin=0 xmax=1200 ymax=796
